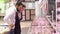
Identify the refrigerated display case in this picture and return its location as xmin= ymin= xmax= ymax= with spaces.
xmin=27 ymin=0 xmax=56 ymax=34
xmin=57 ymin=0 xmax=60 ymax=34
xmin=28 ymin=17 xmax=56 ymax=34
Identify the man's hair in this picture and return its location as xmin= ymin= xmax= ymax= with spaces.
xmin=16 ymin=1 xmax=25 ymax=7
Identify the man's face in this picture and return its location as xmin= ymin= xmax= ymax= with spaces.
xmin=17 ymin=5 xmax=24 ymax=12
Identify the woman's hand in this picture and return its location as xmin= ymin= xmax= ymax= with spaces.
xmin=8 ymin=23 xmax=14 ymax=29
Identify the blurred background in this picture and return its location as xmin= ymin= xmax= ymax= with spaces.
xmin=0 ymin=0 xmax=56 ymax=34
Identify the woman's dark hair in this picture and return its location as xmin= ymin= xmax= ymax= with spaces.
xmin=16 ymin=1 xmax=25 ymax=7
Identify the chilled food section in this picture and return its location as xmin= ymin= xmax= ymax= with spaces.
xmin=28 ymin=16 xmax=56 ymax=34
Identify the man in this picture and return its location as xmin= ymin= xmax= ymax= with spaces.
xmin=4 ymin=1 xmax=25 ymax=34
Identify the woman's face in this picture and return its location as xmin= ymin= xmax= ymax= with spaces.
xmin=17 ymin=5 xmax=24 ymax=12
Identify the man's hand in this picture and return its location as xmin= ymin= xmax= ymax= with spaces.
xmin=8 ymin=23 xmax=14 ymax=29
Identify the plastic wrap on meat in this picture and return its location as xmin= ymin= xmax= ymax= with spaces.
xmin=30 ymin=17 xmax=55 ymax=34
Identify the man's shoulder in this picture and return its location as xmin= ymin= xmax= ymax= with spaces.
xmin=6 ymin=6 xmax=16 ymax=12
xmin=6 ymin=10 xmax=16 ymax=16
xmin=6 ymin=6 xmax=16 ymax=15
